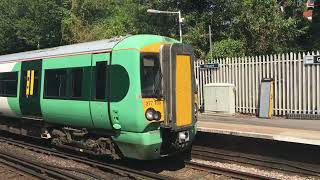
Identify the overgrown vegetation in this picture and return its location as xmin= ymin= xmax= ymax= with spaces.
xmin=0 ymin=0 xmax=319 ymax=59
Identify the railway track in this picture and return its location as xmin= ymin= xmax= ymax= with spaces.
xmin=192 ymin=145 xmax=320 ymax=178
xmin=0 ymin=150 xmax=96 ymax=180
xmin=0 ymin=135 xmax=173 ymax=180
xmin=3 ymin=133 xmax=319 ymax=180
xmin=0 ymin=133 xmax=275 ymax=180
xmin=0 ymin=162 xmax=37 ymax=180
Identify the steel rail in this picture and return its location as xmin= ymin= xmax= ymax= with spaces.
xmin=0 ymin=158 xmax=50 ymax=180
xmin=0 ymin=151 xmax=83 ymax=180
xmin=192 ymin=145 xmax=320 ymax=177
xmin=0 ymin=135 xmax=173 ymax=180
xmin=185 ymin=161 xmax=275 ymax=180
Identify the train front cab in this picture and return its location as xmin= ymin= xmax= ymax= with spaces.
xmin=159 ymin=43 xmax=197 ymax=156
xmin=134 ymin=42 xmax=197 ymax=159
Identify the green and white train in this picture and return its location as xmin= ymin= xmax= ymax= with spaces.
xmin=0 ymin=35 xmax=197 ymax=160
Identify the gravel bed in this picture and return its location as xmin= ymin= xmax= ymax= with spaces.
xmin=0 ymin=141 xmax=128 ymax=180
xmin=191 ymin=158 xmax=318 ymax=180
xmin=156 ymin=160 xmax=229 ymax=180
xmin=160 ymin=167 xmax=223 ymax=180
xmin=0 ymin=163 xmax=38 ymax=180
xmin=4 ymin=139 xmax=315 ymax=180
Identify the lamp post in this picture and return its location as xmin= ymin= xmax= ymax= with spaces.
xmin=147 ymin=9 xmax=184 ymax=43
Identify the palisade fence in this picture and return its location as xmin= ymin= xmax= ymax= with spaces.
xmin=195 ymin=51 xmax=320 ymax=116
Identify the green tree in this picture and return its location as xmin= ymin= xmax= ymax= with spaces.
xmin=211 ymin=39 xmax=246 ymax=58
xmin=232 ymin=0 xmax=308 ymax=55
xmin=144 ymin=0 xmax=242 ymax=58
xmin=62 ymin=0 xmax=151 ymax=43
xmin=0 ymin=0 xmax=65 ymax=55
xmin=311 ymin=0 xmax=320 ymax=49
xmin=0 ymin=0 xmax=315 ymax=58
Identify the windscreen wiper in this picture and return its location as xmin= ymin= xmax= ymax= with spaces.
xmin=152 ymin=70 xmax=163 ymax=98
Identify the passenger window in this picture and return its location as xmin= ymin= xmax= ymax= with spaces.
xmin=71 ymin=68 xmax=83 ymax=98
xmin=95 ymin=62 xmax=106 ymax=100
xmin=44 ymin=69 xmax=67 ymax=98
xmin=0 ymin=72 xmax=18 ymax=97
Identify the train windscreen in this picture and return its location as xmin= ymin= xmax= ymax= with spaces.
xmin=140 ymin=53 xmax=162 ymax=98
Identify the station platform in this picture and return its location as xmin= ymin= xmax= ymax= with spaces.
xmin=197 ymin=114 xmax=320 ymax=146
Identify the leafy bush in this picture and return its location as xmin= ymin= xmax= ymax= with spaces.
xmin=210 ymin=39 xmax=246 ymax=59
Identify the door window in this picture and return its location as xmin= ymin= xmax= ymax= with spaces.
xmin=95 ymin=62 xmax=107 ymax=100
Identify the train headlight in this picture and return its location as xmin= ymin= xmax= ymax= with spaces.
xmin=154 ymin=111 xmax=161 ymax=121
xmin=145 ymin=108 xmax=161 ymax=121
xmin=145 ymin=108 xmax=156 ymax=121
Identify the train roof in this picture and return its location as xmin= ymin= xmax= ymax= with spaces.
xmin=0 ymin=34 xmax=179 ymax=63
xmin=0 ymin=36 xmax=126 ymax=63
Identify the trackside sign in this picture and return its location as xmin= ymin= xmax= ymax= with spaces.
xmin=304 ymin=55 xmax=320 ymax=65
xmin=199 ymin=63 xmax=219 ymax=69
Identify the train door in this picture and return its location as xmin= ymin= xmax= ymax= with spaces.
xmin=19 ymin=60 xmax=42 ymax=118
xmin=160 ymin=44 xmax=196 ymax=130
xmin=90 ymin=53 xmax=112 ymax=129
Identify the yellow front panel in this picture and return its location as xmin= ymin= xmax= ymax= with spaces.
xmin=175 ymin=55 xmax=192 ymax=126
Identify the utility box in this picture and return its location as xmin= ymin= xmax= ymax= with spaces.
xmin=204 ymin=83 xmax=235 ymax=115
xmin=259 ymin=78 xmax=274 ymax=118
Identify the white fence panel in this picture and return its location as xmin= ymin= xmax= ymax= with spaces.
xmin=195 ymin=51 xmax=320 ymax=116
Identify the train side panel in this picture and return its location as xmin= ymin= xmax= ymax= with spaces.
xmin=109 ymin=50 xmax=144 ymax=132
xmin=40 ymin=54 xmax=94 ymax=128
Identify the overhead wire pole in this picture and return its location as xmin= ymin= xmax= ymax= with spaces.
xmin=147 ymin=9 xmax=184 ymax=43
xmin=178 ymin=11 xmax=183 ymax=43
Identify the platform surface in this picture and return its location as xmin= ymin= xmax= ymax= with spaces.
xmin=197 ymin=114 xmax=320 ymax=146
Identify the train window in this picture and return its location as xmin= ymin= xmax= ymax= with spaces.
xmin=140 ymin=53 xmax=162 ymax=98
xmin=44 ymin=69 xmax=67 ymax=98
xmin=71 ymin=68 xmax=83 ymax=98
xmin=95 ymin=62 xmax=106 ymax=100
xmin=0 ymin=72 xmax=18 ymax=97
